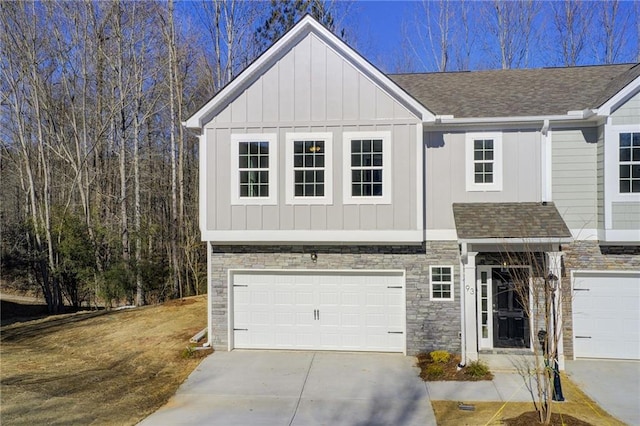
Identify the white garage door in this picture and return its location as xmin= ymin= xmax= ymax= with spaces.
xmin=231 ymin=270 xmax=405 ymax=352
xmin=573 ymin=272 xmax=640 ymax=360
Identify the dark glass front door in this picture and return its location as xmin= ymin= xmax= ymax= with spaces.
xmin=492 ymin=269 xmax=530 ymax=348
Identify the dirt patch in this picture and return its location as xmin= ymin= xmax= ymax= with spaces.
xmin=0 ymin=295 xmax=210 ymax=425
xmin=431 ymin=372 xmax=625 ymax=426
xmin=417 ymin=352 xmax=493 ymax=381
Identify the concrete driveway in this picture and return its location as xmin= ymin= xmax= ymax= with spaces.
xmin=566 ymin=359 xmax=640 ymax=426
xmin=139 ymin=351 xmax=435 ymax=426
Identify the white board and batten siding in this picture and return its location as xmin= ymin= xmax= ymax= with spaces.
xmin=202 ymin=32 xmax=421 ymax=237
xmin=572 ymin=271 xmax=640 ymax=360
xmin=230 ymin=270 xmax=406 ymax=353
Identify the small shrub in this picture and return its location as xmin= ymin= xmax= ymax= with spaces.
xmin=430 ymin=350 xmax=451 ymax=364
xmin=181 ymin=346 xmax=196 ymax=359
xmin=424 ymin=364 xmax=445 ymax=379
xmin=465 ymin=360 xmax=490 ymax=378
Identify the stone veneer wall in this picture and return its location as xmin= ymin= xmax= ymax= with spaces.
xmin=560 ymin=240 xmax=640 ymax=358
xmin=209 ymin=241 xmax=462 ymax=355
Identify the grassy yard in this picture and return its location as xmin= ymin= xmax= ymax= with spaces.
xmin=0 ymin=295 xmax=625 ymax=426
xmin=1 ymin=296 xmax=209 ymax=426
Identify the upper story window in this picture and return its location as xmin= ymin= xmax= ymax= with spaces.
xmin=619 ymin=132 xmax=640 ymax=193
xmin=231 ymin=133 xmax=277 ymax=205
xmin=343 ymin=131 xmax=391 ymax=204
xmin=465 ymin=132 xmax=503 ymax=192
xmin=430 ymin=265 xmax=454 ymax=301
xmin=285 ymin=132 xmax=333 ymax=204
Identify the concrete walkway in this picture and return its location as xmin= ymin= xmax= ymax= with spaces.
xmin=140 ymin=351 xmax=435 ymax=425
xmin=566 ymin=359 xmax=640 ymax=426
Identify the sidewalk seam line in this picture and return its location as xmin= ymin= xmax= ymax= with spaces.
xmin=289 ymin=352 xmax=315 ymax=426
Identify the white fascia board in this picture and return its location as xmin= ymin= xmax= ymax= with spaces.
xmin=425 ymin=229 xmax=458 ymax=241
xmin=458 ymin=237 xmax=574 ymax=244
xmin=185 ymin=15 xmax=432 ymax=129
xmin=596 ymin=75 xmax=640 ymax=116
xmin=201 ymin=230 xmax=424 ymax=245
xmin=433 ymin=114 xmax=599 ymax=126
xmin=599 ymin=229 xmax=640 ymax=243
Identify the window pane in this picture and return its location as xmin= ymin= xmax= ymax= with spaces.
xmin=363 ymin=154 xmax=372 ymax=166
xmin=316 ymin=155 xmax=325 ymax=167
xmin=633 ymin=148 xmax=640 ymax=162
xmin=295 ymin=185 xmax=303 ymax=196
xmin=474 ymin=140 xmax=483 ymax=150
xmin=260 ymin=156 xmax=269 ymax=168
xmin=305 ymin=184 xmax=314 ymax=195
xmin=632 ymin=180 xmax=640 ymax=193
xmin=294 ymin=154 xmax=303 ymax=167
xmin=239 ymin=143 xmax=248 ymax=154
xmin=485 ymin=139 xmax=493 ymax=149
xmin=317 ymin=170 xmax=324 ymax=183
xmin=240 ymin=171 xmax=249 ymax=184
xmin=363 ymin=139 xmax=372 ymax=152
xmin=351 ymin=140 xmax=361 ymax=153
xmin=485 ymin=174 xmax=493 ymax=183
xmin=485 ymin=150 xmax=493 ymax=161
xmin=632 ymin=164 xmax=640 ymax=178
xmin=317 ymin=184 xmax=324 ymax=196
xmin=620 ymin=148 xmax=631 ymax=162
xmin=373 ymin=139 xmax=383 ymax=152
xmin=620 ymin=180 xmax=630 ymax=193
xmin=352 ymin=154 xmax=361 ymax=167
xmin=352 ymin=184 xmax=361 ymax=196
xmin=294 ymin=142 xmax=304 ymax=153
xmin=620 ymin=165 xmax=630 ymax=178
xmin=620 ymin=133 xmax=631 ymax=147
xmin=305 ymin=170 xmax=314 ymax=182
xmin=239 ymin=156 xmax=248 ymax=168
xmin=474 ymin=150 xmax=483 ymax=161
xmin=373 ymin=169 xmax=383 ymax=182
xmin=352 ymin=170 xmax=361 ymax=183
xmin=373 ymin=184 xmax=382 ymax=195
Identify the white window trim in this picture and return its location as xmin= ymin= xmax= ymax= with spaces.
xmin=230 ymin=133 xmax=278 ymax=205
xmin=285 ymin=132 xmax=333 ymax=205
xmin=465 ymin=132 xmax=503 ymax=192
xmin=430 ymin=265 xmax=454 ymax=301
xmin=606 ymin=124 xmax=640 ymax=200
xmin=342 ymin=131 xmax=392 ymax=205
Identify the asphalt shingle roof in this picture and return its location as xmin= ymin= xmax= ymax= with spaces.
xmin=452 ymin=202 xmax=572 ymax=240
xmin=390 ymin=63 xmax=640 ymax=118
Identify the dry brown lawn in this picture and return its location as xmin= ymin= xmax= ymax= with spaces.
xmin=432 ymin=372 xmax=626 ymax=426
xmin=1 ymin=296 xmax=210 ymax=426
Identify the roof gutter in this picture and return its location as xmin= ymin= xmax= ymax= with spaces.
xmin=433 ymin=109 xmax=596 ymax=126
xmin=458 ymin=237 xmax=574 ymax=244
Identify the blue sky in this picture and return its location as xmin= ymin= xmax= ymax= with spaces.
xmin=341 ymin=0 xmax=639 ymax=72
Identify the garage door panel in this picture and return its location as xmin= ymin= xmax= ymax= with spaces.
xmin=573 ymin=273 xmax=640 ymax=360
xmin=232 ymin=271 xmax=405 ymax=352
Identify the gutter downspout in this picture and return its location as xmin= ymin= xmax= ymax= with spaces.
xmin=459 ymin=243 xmax=468 ymax=368
xmin=203 ymin=241 xmax=213 ymax=348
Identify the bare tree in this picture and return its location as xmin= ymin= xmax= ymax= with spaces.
xmin=551 ymin=0 xmax=592 ymax=66
xmin=483 ymin=0 xmax=540 ymax=69
xmin=595 ymin=0 xmax=629 ymax=64
xmin=500 ymin=246 xmax=567 ymax=425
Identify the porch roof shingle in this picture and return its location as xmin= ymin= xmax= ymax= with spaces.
xmin=452 ymin=202 xmax=572 ymax=240
xmin=389 ymin=63 xmax=639 ymax=118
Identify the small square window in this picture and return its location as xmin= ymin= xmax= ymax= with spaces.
xmin=430 ymin=266 xmax=454 ymax=301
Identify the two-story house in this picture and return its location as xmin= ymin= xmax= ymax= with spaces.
xmin=185 ymin=16 xmax=640 ymax=368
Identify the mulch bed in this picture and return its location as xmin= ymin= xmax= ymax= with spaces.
xmin=417 ymin=352 xmax=494 ymax=381
xmin=503 ymin=411 xmax=594 ymax=425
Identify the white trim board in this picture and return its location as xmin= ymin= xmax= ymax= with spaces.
xmin=202 ymin=230 xmax=424 ymax=244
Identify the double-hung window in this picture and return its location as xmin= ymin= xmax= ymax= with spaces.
xmin=465 ymin=132 xmax=503 ymax=191
xmin=430 ymin=266 xmax=454 ymax=301
xmin=343 ymin=131 xmax=391 ymax=204
xmin=619 ymin=132 xmax=640 ymax=193
xmin=285 ymin=132 xmax=333 ymax=204
xmin=231 ymin=133 xmax=277 ymax=205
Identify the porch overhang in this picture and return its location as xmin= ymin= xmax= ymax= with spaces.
xmin=453 ymin=202 xmax=573 ymax=250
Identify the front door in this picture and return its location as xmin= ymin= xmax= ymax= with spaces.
xmin=492 ymin=269 xmax=530 ymax=348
